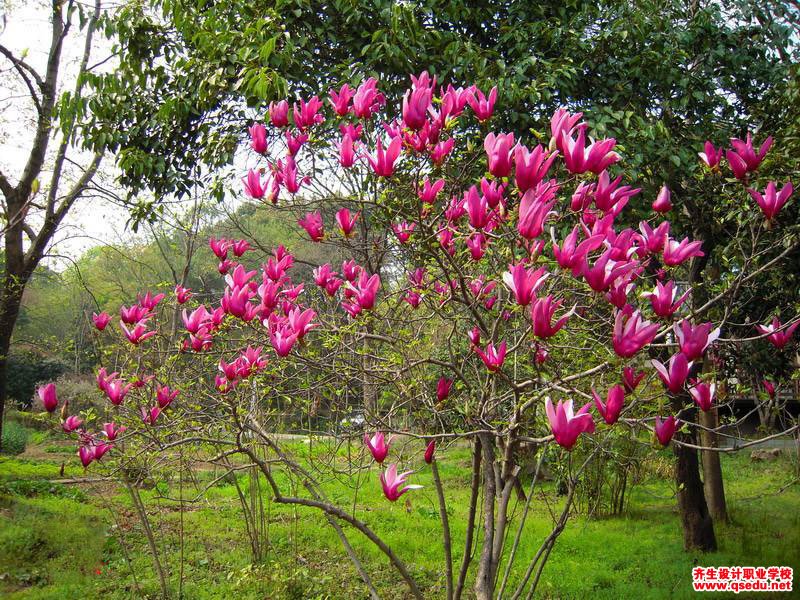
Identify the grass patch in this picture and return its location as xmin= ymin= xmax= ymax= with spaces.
xmin=0 ymin=446 xmax=797 ymax=598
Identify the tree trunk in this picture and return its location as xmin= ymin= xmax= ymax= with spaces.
xmin=699 ymin=407 xmax=728 ymax=523
xmin=0 ymin=207 xmax=29 ymax=451
xmin=474 ymin=434 xmax=497 ymax=600
xmin=674 ymin=422 xmax=717 ymax=551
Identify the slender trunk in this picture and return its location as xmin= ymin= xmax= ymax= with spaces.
xmin=431 ymin=459 xmax=453 ymax=600
xmin=474 ymin=434 xmax=497 ymax=600
xmin=454 ymin=438 xmax=481 ymax=600
xmin=699 ymin=407 xmax=728 ymax=523
xmin=673 ymin=419 xmax=717 ymax=551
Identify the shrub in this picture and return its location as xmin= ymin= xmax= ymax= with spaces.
xmin=1 ymin=420 xmax=29 ymax=455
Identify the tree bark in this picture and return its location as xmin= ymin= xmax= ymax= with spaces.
xmin=673 ymin=420 xmax=717 ymax=551
xmin=474 ymin=433 xmax=497 ymax=600
xmin=699 ymin=407 xmax=728 ymax=523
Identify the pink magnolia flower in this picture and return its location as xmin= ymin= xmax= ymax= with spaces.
xmin=340 ymin=123 xmax=362 ymax=140
xmin=364 ymin=432 xmax=391 ymax=463
xmin=763 ymin=379 xmax=776 ymax=399
xmin=285 ymin=129 xmax=308 ymax=156
xmin=269 ymin=321 xmax=299 ymax=357
xmin=662 ymin=237 xmax=704 ymax=267
xmin=531 ymin=295 xmax=573 ymax=338
xmin=92 ymin=312 xmax=111 ymax=331
xmin=281 ymin=156 xmax=307 ymax=194
xmin=78 ymin=445 xmax=94 ymax=467
xmin=249 ymin=123 xmax=267 ymax=154
xmin=552 ymin=226 xmax=605 ymax=273
xmin=404 ymin=290 xmax=422 ymax=308
xmin=392 ymin=221 xmax=415 ymax=244
xmin=689 ymin=380 xmax=716 ymax=412
xmin=95 ymin=367 xmax=116 ymax=392
xmin=329 ymin=83 xmax=354 ymax=116
xmin=367 ymin=137 xmax=402 ymax=177
xmin=408 ymin=268 xmax=426 ymax=289
xmin=651 ymin=185 xmax=672 ymax=213
xmin=467 ymin=85 xmax=497 ymax=121
xmin=102 ymin=422 xmax=126 ymax=441
xmin=605 ymin=278 xmax=636 ymax=309
xmin=475 ymin=341 xmax=507 ymax=372
xmin=748 ymin=182 xmax=793 ymax=221
xmin=343 ymin=271 xmax=380 ymax=313
xmin=135 ymin=290 xmax=164 ymax=310
xmin=380 ymin=463 xmax=422 ymax=501
xmin=593 ymin=171 xmax=640 ymax=214
xmin=654 ymin=415 xmax=679 ymax=446
xmin=93 ymin=442 xmax=112 ymax=461
xmin=269 ymin=100 xmax=289 ymax=127
xmin=545 ymin=398 xmax=596 ymax=450
xmin=402 ymin=86 xmax=433 ymax=130
xmin=550 ymin=108 xmax=584 ymax=151
xmin=651 ymin=352 xmax=692 ymax=394
xmin=502 ymin=263 xmax=549 ymax=306
xmin=431 ymin=138 xmax=454 ymax=164
xmin=352 ymin=78 xmax=385 ymax=119
xmin=514 ymin=144 xmax=557 ymax=193
xmin=38 ymin=383 xmax=58 ymax=412
xmin=120 ymin=321 xmax=157 ymax=345
xmin=292 ymin=96 xmax=325 ymax=130
xmin=622 ymin=367 xmax=646 ymax=393
xmin=642 ymin=280 xmax=690 ymax=319
xmin=419 ymin=178 xmax=445 ymax=204
xmin=174 ymin=285 xmax=192 ymax=304
xmin=243 ymin=169 xmax=269 ymax=199
xmin=62 ymin=415 xmax=83 ymax=433
xmin=335 ymin=208 xmax=359 ymax=237
xmin=560 ymin=127 xmax=619 ymax=174
xmin=483 ymin=132 xmax=515 ymax=178
xmin=726 ymin=132 xmax=773 ymax=179
xmin=612 ymin=307 xmax=660 ymax=358
xmin=230 ymin=239 xmax=251 ymax=257
xmin=756 ymin=317 xmax=799 ymax=349
xmin=119 ymin=303 xmax=151 ymax=325
xmin=104 ymin=378 xmax=133 ymax=406
xmin=579 ymin=249 xmax=639 ymax=294
xmin=674 ymin=320 xmax=720 ymax=361
xmin=518 ymin=181 xmax=558 ymax=239
xmin=592 ymin=385 xmax=625 ymax=425
xmin=287 ymin=307 xmax=318 ymax=339
xmin=467 ymin=327 xmax=481 ymax=347
xmin=341 ymin=260 xmax=361 ymax=282
xmin=209 ymin=236 xmax=230 ymax=260
xmin=639 ymin=221 xmax=670 ymax=255
xmin=424 ymin=440 xmax=436 ymax=464
xmin=298 ymin=211 xmax=324 ymax=242
xmin=464 ymin=185 xmax=490 ymax=229
xmin=141 ymin=405 xmax=162 ymax=425
xmin=338 ymin=133 xmax=356 ymax=167
xmin=437 ymin=377 xmax=453 ymax=402
xmin=698 ymin=141 xmax=723 ymax=170
xmin=466 ymin=232 xmax=487 ymax=260
xmin=481 ymin=178 xmax=505 ymax=208
xmin=156 ymin=385 xmax=180 ymax=409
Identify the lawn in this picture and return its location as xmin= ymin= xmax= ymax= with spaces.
xmin=0 ymin=440 xmax=798 ymax=599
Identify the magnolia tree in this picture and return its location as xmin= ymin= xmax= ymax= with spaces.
xmin=37 ymin=73 xmax=798 ymax=599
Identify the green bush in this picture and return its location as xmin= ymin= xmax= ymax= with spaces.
xmin=5 ymin=350 xmax=69 ymax=409
xmin=1 ymin=420 xmax=29 ymax=455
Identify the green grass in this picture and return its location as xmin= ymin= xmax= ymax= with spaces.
xmin=0 ymin=446 xmax=798 ymax=599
